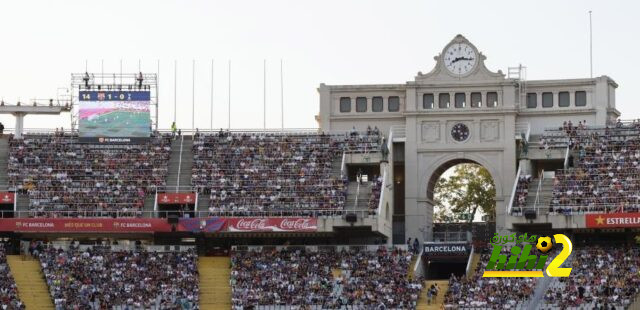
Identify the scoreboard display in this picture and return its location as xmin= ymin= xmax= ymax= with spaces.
xmin=78 ymin=90 xmax=151 ymax=143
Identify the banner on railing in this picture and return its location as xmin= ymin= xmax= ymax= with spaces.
xmin=157 ymin=193 xmax=196 ymax=205
xmin=0 ymin=218 xmax=172 ymax=233
xmin=227 ymin=218 xmax=318 ymax=232
xmin=423 ymin=242 xmax=470 ymax=257
xmin=586 ymin=213 xmax=640 ymax=228
xmin=0 ymin=192 xmax=14 ymax=204
xmin=178 ymin=217 xmax=226 ymax=233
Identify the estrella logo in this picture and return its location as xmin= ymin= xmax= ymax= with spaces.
xmin=482 ymin=233 xmax=572 ymax=278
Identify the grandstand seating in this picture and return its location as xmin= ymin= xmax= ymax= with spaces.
xmin=230 ymin=246 xmax=421 ymax=309
xmin=545 ymin=121 xmax=640 ymax=214
xmin=192 ymin=130 xmax=381 ymax=216
xmin=38 ymin=246 xmax=199 ymax=309
xmin=541 ymin=246 xmax=640 ymax=310
xmin=7 ymin=133 xmax=171 ymax=217
xmin=512 ymin=174 xmax=532 ymax=215
xmin=0 ymin=244 xmax=24 ymax=309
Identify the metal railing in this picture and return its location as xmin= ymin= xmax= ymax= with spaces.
xmin=515 ymin=122 xmax=531 ymax=142
xmin=0 ymin=209 xmax=377 ymax=219
xmin=507 ymin=165 xmax=522 ymax=215
xmin=176 ymin=135 xmax=184 ymax=191
xmin=376 ymin=169 xmax=387 ymax=216
xmin=533 ymin=170 xmax=544 ymax=214
xmin=465 ymin=245 xmax=475 ymax=276
xmin=563 ymin=146 xmax=570 ymax=169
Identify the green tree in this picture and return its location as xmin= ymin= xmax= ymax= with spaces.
xmin=434 ymin=164 xmax=495 ymax=223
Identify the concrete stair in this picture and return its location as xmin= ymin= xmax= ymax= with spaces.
xmin=0 ymin=136 xmax=8 ymax=191
xmin=345 ymin=181 xmax=372 ymax=210
xmin=417 ymin=280 xmax=449 ymax=310
xmin=199 ymin=256 xmax=231 ymax=310
xmin=166 ymin=136 xmax=194 ymax=192
xmin=6 ymin=255 xmax=54 ymax=310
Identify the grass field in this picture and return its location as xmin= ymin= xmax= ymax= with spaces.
xmin=79 ymin=110 xmax=151 ymax=137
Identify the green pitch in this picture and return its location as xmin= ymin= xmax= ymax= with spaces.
xmin=80 ymin=111 xmax=151 ymax=137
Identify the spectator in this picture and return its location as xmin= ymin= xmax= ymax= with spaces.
xmin=0 ymin=243 xmax=25 ymax=309
xmin=0 ymin=121 xmax=4 ymax=137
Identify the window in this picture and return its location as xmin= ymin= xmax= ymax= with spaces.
xmin=486 ymin=92 xmax=498 ymax=107
xmin=471 ymin=92 xmax=482 ymax=108
xmin=542 ymin=92 xmax=553 ymax=108
xmin=372 ymin=97 xmax=383 ymax=112
xmin=339 ymin=97 xmax=351 ymax=112
xmin=423 ymin=93 xmax=434 ymax=109
xmin=388 ymin=96 xmax=400 ymax=112
xmin=575 ymin=91 xmax=587 ymax=106
xmin=455 ymin=93 xmax=466 ymax=108
xmin=558 ymin=92 xmax=570 ymax=107
xmin=356 ymin=97 xmax=367 ymax=112
xmin=526 ymin=93 xmax=537 ymax=108
xmin=439 ymin=93 xmax=450 ymax=108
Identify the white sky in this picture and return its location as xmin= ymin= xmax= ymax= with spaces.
xmin=0 ymin=0 xmax=638 ymax=131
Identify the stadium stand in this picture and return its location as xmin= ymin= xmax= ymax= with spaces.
xmin=38 ymin=245 xmax=199 ymax=309
xmin=545 ymin=121 xmax=640 ymax=214
xmin=230 ymin=246 xmax=421 ymax=309
xmin=444 ymin=247 xmax=537 ymax=309
xmin=541 ymin=246 xmax=640 ymax=310
xmin=0 ymin=244 xmax=25 ymax=310
xmin=512 ymin=174 xmax=532 ymax=215
xmin=192 ymin=130 xmax=381 ymax=216
xmin=7 ymin=133 xmax=172 ymax=217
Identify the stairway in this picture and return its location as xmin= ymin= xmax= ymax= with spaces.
xmin=199 ymin=256 xmax=231 ymax=310
xmin=166 ymin=136 xmax=195 ymax=192
xmin=467 ymin=253 xmax=481 ymax=278
xmin=345 ymin=181 xmax=373 ymax=210
xmin=522 ymin=177 xmax=554 ymax=215
xmin=0 ymin=136 xmax=9 ymax=191
xmin=417 ymin=280 xmax=449 ymax=310
xmin=6 ymin=256 xmax=54 ymax=309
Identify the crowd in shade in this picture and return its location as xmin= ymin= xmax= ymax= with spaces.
xmin=39 ymin=246 xmax=199 ymax=310
xmin=230 ymin=246 xmax=421 ymax=309
xmin=545 ymin=119 xmax=640 ymax=214
xmin=444 ymin=246 xmax=537 ymax=309
xmin=368 ymin=175 xmax=383 ymax=213
xmin=192 ymin=129 xmax=382 ymax=216
xmin=7 ymin=133 xmax=172 ymax=217
xmin=511 ymin=174 xmax=532 ymax=215
xmin=0 ymin=244 xmax=24 ymax=310
xmin=542 ymin=246 xmax=640 ymax=310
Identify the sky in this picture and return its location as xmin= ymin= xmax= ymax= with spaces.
xmin=0 ymin=0 xmax=638 ymax=131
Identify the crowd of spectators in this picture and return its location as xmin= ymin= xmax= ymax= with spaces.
xmin=511 ymin=174 xmax=532 ymax=215
xmin=444 ymin=247 xmax=537 ymax=309
xmin=547 ymin=120 xmax=640 ymax=214
xmin=39 ymin=246 xmax=198 ymax=309
xmin=368 ymin=175 xmax=383 ymax=212
xmin=230 ymin=246 xmax=421 ymax=309
xmin=192 ymin=130 xmax=381 ymax=216
xmin=0 ymin=244 xmax=24 ymax=310
xmin=542 ymin=246 xmax=640 ymax=310
xmin=7 ymin=133 xmax=172 ymax=217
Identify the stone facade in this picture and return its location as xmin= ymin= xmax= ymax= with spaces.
xmin=317 ymin=34 xmax=620 ymax=243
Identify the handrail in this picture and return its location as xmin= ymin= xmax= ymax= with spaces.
xmin=507 ymin=165 xmax=522 ymax=215
xmin=354 ymin=181 xmax=361 ymax=210
xmin=176 ymin=135 xmax=184 ymax=192
xmin=465 ymin=245 xmax=475 ymax=276
xmin=563 ymin=146 xmax=570 ymax=169
xmin=340 ymin=151 xmax=346 ymax=178
xmin=533 ymin=170 xmax=544 ymax=214
xmin=376 ymin=169 xmax=387 ymax=216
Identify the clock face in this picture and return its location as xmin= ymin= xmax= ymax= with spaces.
xmin=451 ymin=123 xmax=470 ymax=142
xmin=443 ymin=43 xmax=477 ymax=75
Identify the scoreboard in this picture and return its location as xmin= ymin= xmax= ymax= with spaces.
xmin=78 ymin=90 xmax=151 ymax=143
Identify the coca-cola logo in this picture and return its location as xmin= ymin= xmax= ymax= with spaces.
xmin=235 ymin=218 xmax=268 ymax=230
xmin=278 ymin=218 xmax=315 ymax=230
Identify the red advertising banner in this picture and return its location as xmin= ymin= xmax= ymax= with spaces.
xmin=227 ymin=218 xmax=318 ymax=232
xmin=0 ymin=192 xmax=15 ymax=204
xmin=0 ymin=218 xmax=172 ymax=233
xmin=586 ymin=213 xmax=640 ymax=228
xmin=157 ymin=193 xmax=196 ymax=205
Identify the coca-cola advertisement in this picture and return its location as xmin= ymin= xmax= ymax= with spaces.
xmin=227 ymin=218 xmax=318 ymax=232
